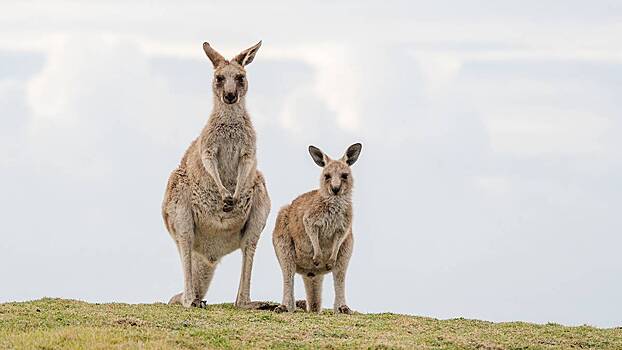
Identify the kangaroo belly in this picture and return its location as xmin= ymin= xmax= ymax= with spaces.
xmin=192 ymin=190 xmax=252 ymax=231
xmin=190 ymin=177 xmax=254 ymax=232
xmin=193 ymin=225 xmax=243 ymax=259
xmin=293 ymin=229 xmax=339 ymax=272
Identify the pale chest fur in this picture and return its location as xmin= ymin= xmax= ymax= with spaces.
xmin=292 ymin=197 xmax=352 ymax=271
xmin=204 ymin=115 xmax=256 ymax=192
xmin=182 ymin=111 xmax=257 ymax=234
xmin=305 ymin=199 xmax=351 ymax=239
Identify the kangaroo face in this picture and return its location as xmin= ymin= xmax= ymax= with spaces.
xmin=308 ymin=143 xmax=362 ymax=197
xmin=213 ymin=63 xmax=247 ymax=105
xmin=321 ymin=161 xmax=352 ymax=196
xmin=202 ymin=41 xmax=262 ymax=105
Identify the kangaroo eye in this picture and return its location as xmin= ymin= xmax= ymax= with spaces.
xmin=341 ymin=173 xmax=348 ymax=180
xmin=324 ymin=174 xmax=331 ymax=180
xmin=215 ymin=75 xmax=225 ymax=83
xmin=236 ymin=74 xmax=245 ymax=83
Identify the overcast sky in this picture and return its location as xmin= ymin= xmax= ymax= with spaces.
xmin=1 ymin=0 xmax=621 ymax=327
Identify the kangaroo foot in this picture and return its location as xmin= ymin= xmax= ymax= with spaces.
xmin=189 ymin=299 xmax=207 ymax=308
xmin=335 ymin=305 xmax=353 ymax=314
xmin=236 ymin=301 xmax=279 ymax=311
xmin=295 ymin=300 xmax=307 ymax=310
xmin=274 ymin=304 xmax=289 ymax=313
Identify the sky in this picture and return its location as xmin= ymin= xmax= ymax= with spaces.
xmin=1 ymin=0 xmax=621 ymax=327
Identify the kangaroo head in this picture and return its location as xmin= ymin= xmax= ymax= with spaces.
xmin=202 ymin=41 xmax=262 ymax=105
xmin=308 ymin=143 xmax=362 ymax=197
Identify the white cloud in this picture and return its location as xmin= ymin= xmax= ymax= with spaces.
xmin=457 ymin=75 xmax=613 ymax=157
xmin=0 ymin=79 xmax=29 ymax=167
xmin=264 ymin=44 xmax=363 ymax=133
xmin=27 ymin=36 xmax=78 ymax=124
xmin=474 ymin=175 xmax=510 ymax=195
xmin=23 ymin=34 xmax=207 ymax=175
xmin=412 ymin=51 xmax=463 ymax=96
xmin=485 ymin=109 xmax=610 ymax=156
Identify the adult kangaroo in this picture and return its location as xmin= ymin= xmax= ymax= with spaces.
xmin=163 ymin=41 xmax=270 ymax=308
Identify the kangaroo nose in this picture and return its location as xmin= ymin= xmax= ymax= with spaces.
xmin=224 ymin=92 xmax=237 ymax=104
xmin=331 ymin=186 xmax=340 ymax=195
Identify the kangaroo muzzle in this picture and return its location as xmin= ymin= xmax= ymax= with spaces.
xmin=331 ymin=186 xmax=340 ymax=195
xmin=224 ymin=92 xmax=238 ymax=104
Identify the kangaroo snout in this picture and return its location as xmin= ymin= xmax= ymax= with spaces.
xmin=331 ymin=186 xmax=340 ymax=195
xmin=224 ymin=92 xmax=238 ymax=104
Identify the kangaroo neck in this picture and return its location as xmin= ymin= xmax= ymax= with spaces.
xmin=210 ymin=97 xmax=248 ymax=123
xmin=320 ymin=192 xmax=351 ymax=206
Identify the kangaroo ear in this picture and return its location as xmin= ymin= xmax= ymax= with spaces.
xmin=308 ymin=145 xmax=327 ymax=167
xmin=233 ymin=41 xmax=262 ymax=66
xmin=203 ymin=42 xmax=226 ymax=68
xmin=342 ymin=143 xmax=362 ymax=166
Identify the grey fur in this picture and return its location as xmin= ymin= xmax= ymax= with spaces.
xmin=162 ymin=41 xmax=270 ymax=308
xmin=273 ymin=144 xmax=362 ymax=314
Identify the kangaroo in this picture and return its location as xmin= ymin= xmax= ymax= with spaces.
xmin=272 ymin=143 xmax=362 ymax=314
xmin=162 ymin=41 xmax=270 ymax=309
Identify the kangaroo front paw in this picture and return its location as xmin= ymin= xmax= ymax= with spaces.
xmin=223 ymin=195 xmax=235 ymax=212
xmin=313 ymin=255 xmax=321 ymax=266
xmin=336 ymin=305 xmax=353 ymax=314
xmin=326 ymin=256 xmax=337 ymax=270
xmin=274 ymin=304 xmax=289 ymax=313
xmin=223 ymin=195 xmax=234 ymax=206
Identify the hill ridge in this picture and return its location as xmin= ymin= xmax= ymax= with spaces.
xmin=1 ymin=298 xmax=620 ymax=349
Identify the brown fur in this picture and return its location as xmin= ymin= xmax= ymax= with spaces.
xmin=162 ymin=41 xmax=270 ymax=309
xmin=273 ymin=143 xmax=362 ymax=313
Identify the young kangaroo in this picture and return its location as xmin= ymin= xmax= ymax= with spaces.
xmin=273 ymin=143 xmax=362 ymax=314
xmin=162 ymin=41 xmax=270 ymax=308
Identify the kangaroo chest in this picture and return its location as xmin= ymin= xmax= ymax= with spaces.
xmin=318 ymin=212 xmax=348 ymax=239
xmin=295 ymin=204 xmax=350 ymax=272
xmin=217 ymin=139 xmax=241 ymax=190
xmin=189 ymin=117 xmax=256 ymax=234
xmin=211 ymin=121 xmax=255 ymax=190
xmin=308 ymin=202 xmax=350 ymax=242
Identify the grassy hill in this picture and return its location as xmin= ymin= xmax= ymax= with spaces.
xmin=0 ymin=298 xmax=620 ymax=349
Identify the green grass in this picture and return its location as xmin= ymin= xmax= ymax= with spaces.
xmin=0 ymin=298 xmax=620 ymax=349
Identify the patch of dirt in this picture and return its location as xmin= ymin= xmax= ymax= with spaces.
xmin=470 ymin=342 xmax=506 ymax=350
xmin=114 ymin=317 xmax=146 ymax=327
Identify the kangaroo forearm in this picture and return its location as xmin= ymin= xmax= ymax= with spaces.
xmin=201 ymin=153 xmax=226 ymax=193
xmin=330 ymin=232 xmax=348 ymax=259
xmin=233 ymin=156 xmax=254 ymax=198
xmin=305 ymin=227 xmax=322 ymax=256
xmin=329 ymin=240 xmax=340 ymax=260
